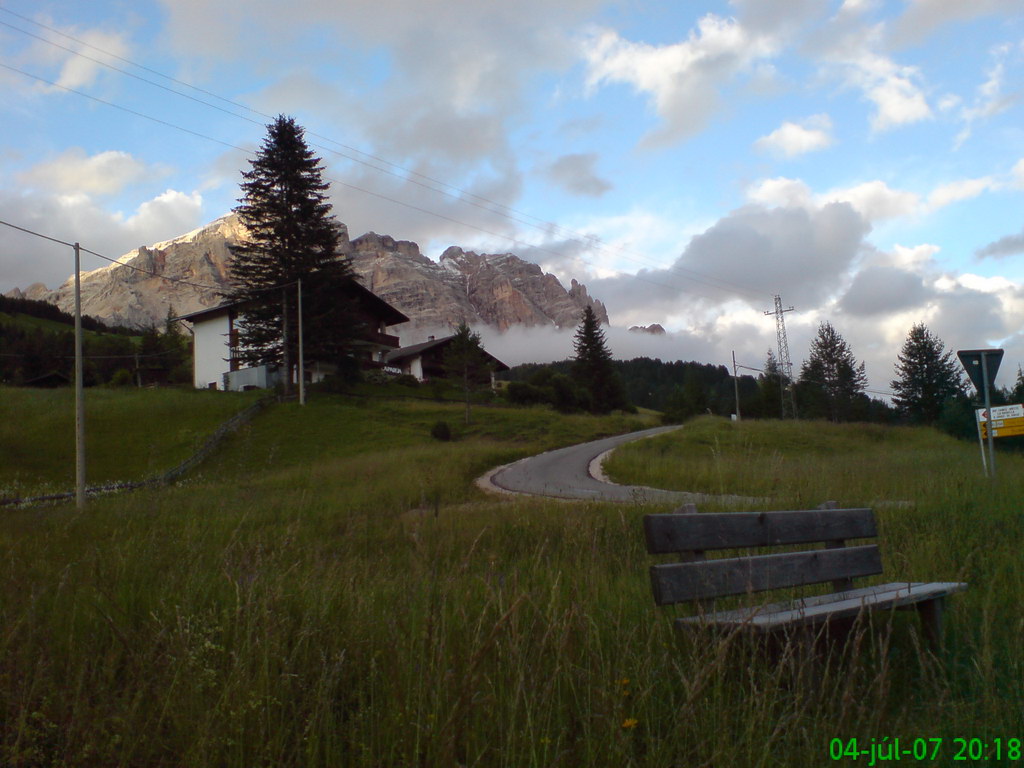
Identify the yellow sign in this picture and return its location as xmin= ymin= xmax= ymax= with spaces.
xmin=981 ymin=416 xmax=1024 ymax=439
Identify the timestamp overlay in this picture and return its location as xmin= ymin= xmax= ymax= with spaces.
xmin=830 ymin=737 xmax=1022 ymax=764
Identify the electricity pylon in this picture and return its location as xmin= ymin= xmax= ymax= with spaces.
xmin=764 ymin=295 xmax=797 ymax=418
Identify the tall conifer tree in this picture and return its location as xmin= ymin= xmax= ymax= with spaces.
xmin=226 ymin=115 xmax=356 ymax=390
xmin=571 ymin=305 xmax=628 ymax=413
xmin=797 ymin=322 xmax=868 ymax=422
xmin=891 ymin=323 xmax=963 ymax=424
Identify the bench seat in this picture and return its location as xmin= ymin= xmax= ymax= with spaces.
xmin=676 ymin=581 xmax=968 ymax=631
xmin=644 ymin=505 xmax=967 ymax=646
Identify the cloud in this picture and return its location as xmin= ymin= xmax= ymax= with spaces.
xmin=977 ymin=229 xmax=1024 ymax=259
xmin=889 ymin=0 xmax=1022 ymax=46
xmin=821 ymin=180 xmax=920 ymax=220
xmin=585 ymin=201 xmax=871 ymax=319
xmin=810 ymin=14 xmax=932 ymax=132
xmin=13 ymin=18 xmax=132 ymax=93
xmin=18 ymin=148 xmax=153 ymax=196
xmin=754 ymin=114 xmax=834 ymax=157
xmin=746 ymin=177 xmax=814 ymax=209
xmin=0 ymin=188 xmax=204 ymax=291
xmin=582 ymin=14 xmax=779 ymax=146
xmin=544 ymin=153 xmax=611 ymax=197
xmin=954 ymin=46 xmax=1021 ymax=148
xmin=926 ymin=177 xmax=996 ymax=209
xmin=838 ymin=265 xmax=934 ymax=316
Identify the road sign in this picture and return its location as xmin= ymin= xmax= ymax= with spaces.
xmin=958 ymin=349 xmax=1003 ymax=394
xmin=977 ymin=404 xmax=1024 ymax=422
xmin=982 ymin=422 xmax=1024 ymax=439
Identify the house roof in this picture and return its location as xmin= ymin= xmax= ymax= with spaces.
xmin=386 ymin=334 xmax=510 ymax=371
xmin=174 ymin=278 xmax=410 ymax=327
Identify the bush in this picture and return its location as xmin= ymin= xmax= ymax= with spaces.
xmin=109 ymin=368 xmax=134 ymax=387
xmin=394 ymin=374 xmax=419 ymax=388
xmin=430 ymin=420 xmax=452 ymax=441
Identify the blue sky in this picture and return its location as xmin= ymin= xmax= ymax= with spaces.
xmin=1 ymin=0 xmax=1022 ymax=389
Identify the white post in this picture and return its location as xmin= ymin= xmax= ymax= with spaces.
xmin=297 ymin=279 xmax=305 ymax=406
xmin=74 ymin=243 xmax=85 ymax=510
xmin=981 ymin=353 xmax=995 ymax=478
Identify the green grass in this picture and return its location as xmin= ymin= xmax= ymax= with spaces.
xmin=604 ymin=414 xmax=995 ymax=508
xmin=0 ymin=386 xmax=261 ymax=497
xmin=1 ymin=398 xmax=1022 ymax=766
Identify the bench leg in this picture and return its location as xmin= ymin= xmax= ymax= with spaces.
xmin=916 ymin=598 xmax=944 ymax=650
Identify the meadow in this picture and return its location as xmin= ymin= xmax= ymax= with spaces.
xmin=1 ymin=391 xmax=1022 ymax=766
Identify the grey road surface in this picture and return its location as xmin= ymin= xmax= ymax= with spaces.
xmin=485 ymin=424 xmax=702 ymax=503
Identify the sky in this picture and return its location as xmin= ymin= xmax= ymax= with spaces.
xmin=1 ymin=0 xmax=1023 ymax=393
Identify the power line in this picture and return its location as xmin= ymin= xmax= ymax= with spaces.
xmin=0 ymin=11 xmax=770 ymax=301
xmin=0 ymin=218 xmax=223 ymax=291
xmin=1 ymin=64 xmax=752 ymax=303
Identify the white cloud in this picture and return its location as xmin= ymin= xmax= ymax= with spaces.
xmin=18 ymin=20 xmax=132 ymax=92
xmin=19 ymin=148 xmax=153 ymax=196
xmin=926 ymin=177 xmax=996 ymax=210
xmin=890 ymin=0 xmax=1022 ymax=46
xmin=582 ymin=14 xmax=779 ymax=145
xmin=811 ymin=15 xmax=932 ymax=132
xmin=954 ymin=46 xmax=1020 ymax=148
xmin=0 ymin=188 xmax=204 ymax=291
xmin=754 ymin=114 xmax=834 ymax=157
xmin=821 ymin=180 xmax=920 ymax=220
xmin=746 ymin=177 xmax=814 ymax=209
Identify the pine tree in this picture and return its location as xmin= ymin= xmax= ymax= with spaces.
xmin=225 ymin=115 xmax=355 ymax=393
xmin=571 ymin=305 xmax=628 ymax=414
xmin=890 ymin=323 xmax=963 ymax=424
xmin=797 ymin=322 xmax=868 ymax=422
xmin=759 ymin=349 xmax=785 ymax=419
xmin=443 ymin=321 xmax=491 ymax=424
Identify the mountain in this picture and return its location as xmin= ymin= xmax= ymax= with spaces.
xmin=9 ymin=214 xmax=609 ymax=337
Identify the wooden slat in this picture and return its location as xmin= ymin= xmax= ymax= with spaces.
xmin=644 ymin=509 xmax=876 ymax=554
xmin=675 ymin=581 xmax=968 ymax=630
xmin=650 ymin=545 xmax=883 ymax=605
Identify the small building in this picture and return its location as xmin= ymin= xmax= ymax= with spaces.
xmin=177 ymin=280 xmax=409 ymax=391
xmin=385 ymin=334 xmax=509 ymax=386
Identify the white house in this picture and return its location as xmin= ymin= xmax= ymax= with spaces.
xmin=177 ymin=281 xmax=409 ymax=391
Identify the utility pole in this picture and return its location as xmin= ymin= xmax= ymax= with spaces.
xmin=74 ymin=242 xmax=85 ymax=510
xmin=764 ymin=295 xmax=797 ymax=418
xmin=732 ymin=350 xmax=741 ymax=421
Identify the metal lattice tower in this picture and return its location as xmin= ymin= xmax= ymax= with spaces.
xmin=764 ymin=295 xmax=797 ymax=418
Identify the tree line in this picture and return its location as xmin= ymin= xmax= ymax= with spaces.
xmin=0 ymin=296 xmax=191 ymax=387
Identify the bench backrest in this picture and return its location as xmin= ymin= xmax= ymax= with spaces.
xmin=643 ymin=507 xmax=880 ymax=606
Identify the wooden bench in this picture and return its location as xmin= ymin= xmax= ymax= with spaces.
xmin=643 ymin=505 xmax=967 ymax=646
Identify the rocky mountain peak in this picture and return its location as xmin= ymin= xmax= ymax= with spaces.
xmin=12 ymin=216 xmax=613 ymax=338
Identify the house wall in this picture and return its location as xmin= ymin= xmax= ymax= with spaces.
xmin=193 ymin=313 xmax=231 ymax=390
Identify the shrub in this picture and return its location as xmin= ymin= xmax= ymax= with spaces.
xmin=430 ymin=420 xmax=452 ymax=441
xmin=109 ymin=368 xmax=134 ymax=387
xmin=395 ymin=374 xmax=420 ymax=388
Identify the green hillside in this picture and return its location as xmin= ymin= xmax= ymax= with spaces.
xmin=0 ymin=387 xmax=261 ymax=498
xmin=1 ymin=395 xmax=1021 ymax=766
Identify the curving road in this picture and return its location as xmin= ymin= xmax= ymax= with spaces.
xmin=479 ymin=424 xmax=705 ymax=503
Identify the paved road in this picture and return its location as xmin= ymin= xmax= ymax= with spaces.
xmin=482 ymin=424 xmax=703 ymax=503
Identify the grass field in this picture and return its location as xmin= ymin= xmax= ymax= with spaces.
xmin=0 ymin=387 xmax=261 ymax=498
xmin=2 ymin=394 xmax=1022 ymax=766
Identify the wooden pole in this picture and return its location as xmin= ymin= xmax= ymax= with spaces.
xmin=732 ymin=350 xmax=741 ymax=422
xmin=74 ymin=243 xmax=85 ymax=510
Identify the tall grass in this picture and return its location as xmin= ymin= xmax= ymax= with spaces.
xmin=2 ymin=399 xmax=1022 ymax=766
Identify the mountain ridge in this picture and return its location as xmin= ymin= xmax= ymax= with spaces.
xmin=7 ymin=214 xmax=609 ymax=338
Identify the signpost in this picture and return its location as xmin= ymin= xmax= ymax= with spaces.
xmin=958 ymin=349 xmax=1004 ymax=478
xmin=977 ymin=405 xmax=1024 ymax=439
